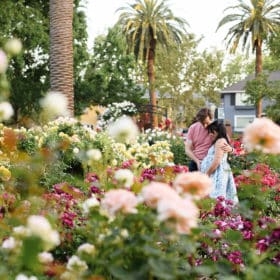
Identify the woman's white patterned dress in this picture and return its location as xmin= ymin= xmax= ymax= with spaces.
xmin=201 ymin=145 xmax=238 ymax=204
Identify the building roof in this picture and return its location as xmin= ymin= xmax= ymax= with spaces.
xmin=221 ymin=70 xmax=280 ymax=93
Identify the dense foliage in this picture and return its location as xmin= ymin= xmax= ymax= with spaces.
xmin=0 ymin=115 xmax=280 ymax=279
xmin=0 ymin=0 xmax=89 ymax=122
xmin=79 ymin=27 xmax=145 ymax=110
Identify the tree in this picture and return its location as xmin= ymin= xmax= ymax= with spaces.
xmin=0 ymin=0 xmax=89 ymax=123
xmin=78 ymin=27 xmax=145 ymax=111
xmin=217 ymin=0 xmax=280 ymax=117
xmin=268 ymin=29 xmax=280 ymax=58
xmin=50 ymin=0 xmax=74 ymax=115
xmin=155 ymin=36 xmax=248 ymax=126
xmin=0 ymin=0 xmax=49 ymax=122
xmin=73 ymin=1 xmax=91 ymax=115
xmin=245 ymin=73 xmax=280 ymax=122
xmin=117 ymin=0 xmax=187 ymax=127
xmin=222 ymin=54 xmax=251 ymax=87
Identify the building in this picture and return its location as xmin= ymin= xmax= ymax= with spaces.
xmin=219 ymin=71 xmax=280 ymax=132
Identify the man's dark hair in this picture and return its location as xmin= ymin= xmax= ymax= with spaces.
xmin=192 ymin=107 xmax=212 ymax=124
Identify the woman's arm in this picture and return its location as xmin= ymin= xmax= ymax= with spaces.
xmin=206 ymin=139 xmax=226 ymax=176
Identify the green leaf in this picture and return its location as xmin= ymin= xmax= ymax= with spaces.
xmin=148 ymin=258 xmax=176 ymax=280
xmin=20 ymin=236 xmax=43 ymax=271
xmin=109 ymin=264 xmax=149 ymax=280
xmin=193 ymin=265 xmax=216 ymax=276
xmin=224 ymin=229 xmax=243 ymax=243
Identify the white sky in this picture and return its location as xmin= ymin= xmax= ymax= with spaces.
xmin=84 ymin=0 xmax=237 ymax=51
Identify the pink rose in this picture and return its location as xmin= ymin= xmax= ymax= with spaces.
xmin=101 ymin=189 xmax=138 ymax=215
xmin=173 ymin=172 xmax=212 ymax=198
xmin=141 ymin=182 xmax=179 ymax=208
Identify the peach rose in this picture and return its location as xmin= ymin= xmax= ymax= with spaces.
xmin=243 ymin=117 xmax=280 ymax=154
xmin=101 ymin=189 xmax=138 ymax=215
xmin=157 ymin=196 xmax=199 ymax=234
xmin=141 ymin=182 xmax=179 ymax=208
xmin=173 ymin=172 xmax=212 ymax=198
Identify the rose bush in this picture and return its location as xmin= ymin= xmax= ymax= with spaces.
xmin=1 ymin=44 xmax=280 ymax=279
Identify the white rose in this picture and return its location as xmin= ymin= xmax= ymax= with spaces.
xmin=40 ymin=91 xmax=70 ymax=119
xmin=2 ymin=237 xmax=16 ymax=250
xmin=86 ymin=149 xmax=102 ymax=161
xmin=5 ymin=38 xmax=22 ymax=55
xmin=77 ymin=243 xmax=95 ymax=255
xmin=66 ymin=255 xmax=88 ymax=273
xmin=0 ymin=50 xmax=8 ymax=73
xmin=38 ymin=251 xmax=54 ymax=264
xmin=82 ymin=196 xmax=100 ymax=213
xmin=0 ymin=101 xmax=14 ymax=121
xmin=114 ymin=169 xmax=134 ymax=188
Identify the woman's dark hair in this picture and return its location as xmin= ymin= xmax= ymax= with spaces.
xmin=207 ymin=120 xmax=230 ymax=144
xmin=191 ymin=107 xmax=212 ymax=124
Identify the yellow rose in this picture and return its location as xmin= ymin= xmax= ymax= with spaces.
xmin=0 ymin=166 xmax=11 ymax=181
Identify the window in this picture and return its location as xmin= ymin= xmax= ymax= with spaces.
xmin=234 ymin=115 xmax=255 ymax=132
xmin=235 ymin=93 xmax=253 ymax=106
xmin=230 ymin=94 xmax=235 ymax=106
xmin=217 ymin=107 xmax=224 ymax=119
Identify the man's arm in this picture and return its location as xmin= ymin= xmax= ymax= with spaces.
xmin=185 ymin=141 xmax=201 ymax=170
xmin=221 ymin=142 xmax=234 ymax=154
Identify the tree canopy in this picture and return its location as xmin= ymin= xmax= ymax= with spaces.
xmin=117 ymin=0 xmax=188 ymax=127
xmin=0 ymin=0 xmax=89 ymax=123
xmin=217 ymin=0 xmax=280 ymax=117
xmin=79 ymin=27 xmax=145 ymax=112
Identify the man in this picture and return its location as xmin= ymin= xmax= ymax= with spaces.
xmin=185 ymin=108 xmax=233 ymax=171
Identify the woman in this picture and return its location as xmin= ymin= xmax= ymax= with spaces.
xmin=185 ymin=108 xmax=232 ymax=171
xmin=201 ymin=120 xmax=238 ymax=203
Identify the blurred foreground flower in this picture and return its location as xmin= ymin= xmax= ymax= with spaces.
xmin=40 ymin=91 xmax=70 ymax=121
xmin=82 ymin=195 xmax=100 ymax=213
xmin=173 ymin=172 xmax=212 ymax=198
xmin=2 ymin=237 xmax=17 ymax=250
xmin=101 ymin=189 xmax=138 ymax=216
xmin=0 ymin=50 xmax=8 ymax=73
xmin=86 ymin=148 xmax=102 ymax=162
xmin=5 ymin=38 xmax=22 ymax=56
xmin=0 ymin=165 xmax=12 ymax=181
xmin=141 ymin=182 xmax=179 ymax=208
xmin=38 ymin=251 xmax=54 ymax=264
xmin=27 ymin=215 xmax=60 ymax=251
xmin=66 ymin=255 xmax=88 ymax=273
xmin=15 ymin=274 xmax=37 ymax=280
xmin=107 ymin=116 xmax=139 ymax=143
xmin=77 ymin=243 xmax=95 ymax=255
xmin=243 ymin=117 xmax=280 ymax=154
xmin=0 ymin=101 xmax=14 ymax=121
xmin=141 ymin=182 xmax=199 ymax=234
xmin=159 ymin=197 xmax=199 ymax=234
xmin=114 ymin=168 xmax=134 ymax=188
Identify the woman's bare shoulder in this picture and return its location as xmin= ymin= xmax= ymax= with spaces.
xmin=215 ymin=138 xmax=227 ymax=147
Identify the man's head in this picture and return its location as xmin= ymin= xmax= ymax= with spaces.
xmin=195 ymin=108 xmax=212 ymax=127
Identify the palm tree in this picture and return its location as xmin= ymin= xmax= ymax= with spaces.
xmin=50 ymin=0 xmax=74 ymax=116
xmin=117 ymin=0 xmax=187 ymax=127
xmin=217 ymin=0 xmax=280 ymax=117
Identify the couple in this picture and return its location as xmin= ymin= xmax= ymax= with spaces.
xmin=185 ymin=108 xmax=238 ymax=203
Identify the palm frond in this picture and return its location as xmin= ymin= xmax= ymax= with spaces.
xmin=116 ymin=0 xmax=188 ymax=62
xmin=217 ymin=0 xmax=280 ymax=54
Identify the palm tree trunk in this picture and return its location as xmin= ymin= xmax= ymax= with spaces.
xmin=50 ymin=0 xmax=74 ymax=116
xmin=147 ymin=37 xmax=158 ymax=128
xmin=255 ymin=41 xmax=262 ymax=118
